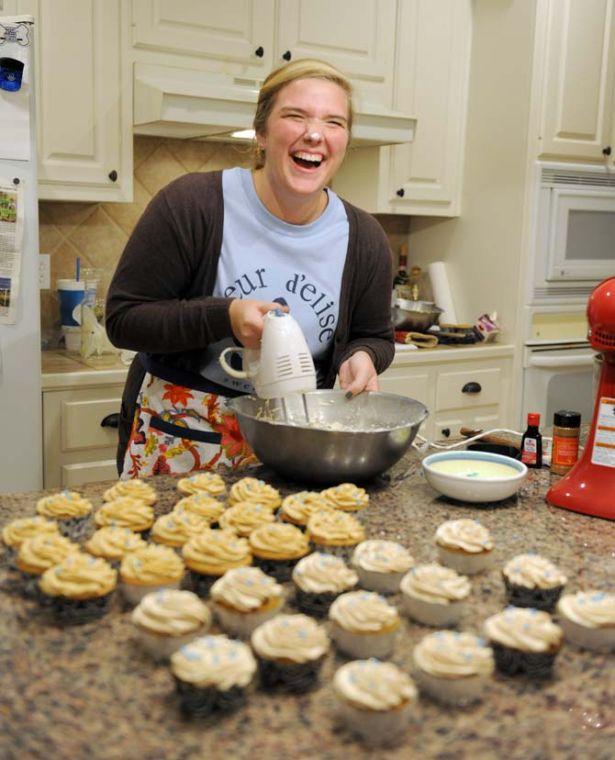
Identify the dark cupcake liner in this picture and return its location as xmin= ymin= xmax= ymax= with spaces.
xmin=174 ymin=679 xmax=246 ymax=718
xmin=503 ymin=576 xmax=564 ymax=612
xmin=293 ymin=588 xmax=339 ymax=618
xmin=257 ymin=656 xmax=324 ymax=693
xmin=187 ymin=570 xmax=219 ymax=598
xmin=491 ymin=642 xmax=558 ymax=679
xmin=57 ymin=516 xmax=93 ymax=543
xmin=252 ymin=556 xmax=300 ymax=583
xmin=44 ymin=591 xmax=114 ymax=625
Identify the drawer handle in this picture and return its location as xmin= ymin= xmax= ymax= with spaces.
xmin=101 ymin=413 xmax=120 ymax=429
xmin=462 ymin=381 xmax=482 ymax=394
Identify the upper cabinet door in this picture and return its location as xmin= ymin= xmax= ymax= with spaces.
xmin=276 ymin=0 xmax=396 ymax=109
xmin=131 ymin=0 xmax=275 ymax=75
xmin=21 ymin=0 xmax=132 ymax=201
xmin=539 ymin=0 xmax=615 ymax=162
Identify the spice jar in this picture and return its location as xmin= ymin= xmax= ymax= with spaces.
xmin=551 ymin=410 xmax=581 ymax=475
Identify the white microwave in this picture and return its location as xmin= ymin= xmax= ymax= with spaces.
xmin=532 ymin=163 xmax=615 ymax=302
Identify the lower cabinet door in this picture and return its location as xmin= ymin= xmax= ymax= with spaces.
xmin=60 ymin=460 xmax=119 ymax=488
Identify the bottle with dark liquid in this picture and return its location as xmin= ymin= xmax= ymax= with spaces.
xmin=521 ymin=412 xmax=543 ymax=468
xmin=393 ymin=244 xmax=409 ymax=302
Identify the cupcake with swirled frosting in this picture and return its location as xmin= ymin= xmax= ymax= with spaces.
xmin=103 ymin=479 xmax=157 ymax=506
xmin=351 ymin=540 xmax=414 ymax=594
xmin=132 ymin=589 xmax=211 ymax=661
xmin=182 ymin=529 xmax=252 ymax=596
xmin=400 ymin=563 xmax=471 ymax=627
xmin=2 ymin=516 xmax=59 ymax=554
xmin=210 ymin=567 xmax=284 ymax=638
xmin=251 ymin=613 xmax=329 ymax=692
xmin=292 ymin=552 xmax=358 ymax=617
xmin=84 ymin=527 xmax=147 ymax=564
xmin=173 ymin=495 xmax=225 ymax=524
xmin=176 ymin=472 xmax=227 ymax=499
xmin=39 ymin=553 xmax=117 ymax=624
xmin=333 ymin=660 xmax=418 ymax=747
xmin=484 ymin=606 xmax=563 ymax=678
xmin=279 ymin=491 xmax=333 ymax=528
xmin=557 ymin=590 xmax=615 ymax=652
xmin=218 ymin=502 xmax=275 ymax=537
xmin=228 ymin=477 xmax=281 ymax=509
xmin=321 ymin=483 xmax=369 ymax=512
xmin=151 ymin=511 xmax=210 ymax=549
xmin=306 ymin=509 xmax=365 ymax=559
xmin=36 ymin=490 xmax=94 ymax=540
xmin=248 ymin=523 xmax=310 ymax=581
xmin=502 ymin=554 xmax=567 ymax=611
xmin=120 ymin=544 xmax=185 ymax=605
xmin=412 ymin=631 xmax=494 ymax=705
xmin=94 ymin=498 xmax=155 ymax=533
xmin=434 ymin=519 xmax=494 ymax=574
xmin=16 ymin=534 xmax=80 ymax=596
xmin=171 ymin=634 xmax=256 ymax=717
xmin=329 ymin=590 xmax=400 ymax=659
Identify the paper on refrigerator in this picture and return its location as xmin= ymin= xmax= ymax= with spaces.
xmin=0 ymin=177 xmax=24 ymax=324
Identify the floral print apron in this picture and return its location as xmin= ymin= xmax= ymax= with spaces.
xmin=121 ymin=364 xmax=258 ymax=479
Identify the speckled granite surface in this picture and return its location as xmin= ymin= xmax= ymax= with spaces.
xmin=0 ymin=456 xmax=613 ymax=760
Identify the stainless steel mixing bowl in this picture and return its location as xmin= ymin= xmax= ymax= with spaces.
xmin=228 ymin=390 xmax=428 ymax=484
xmin=392 ymin=299 xmax=444 ymax=332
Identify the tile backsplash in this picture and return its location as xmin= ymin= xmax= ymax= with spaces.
xmin=40 ymin=136 xmax=409 ymax=339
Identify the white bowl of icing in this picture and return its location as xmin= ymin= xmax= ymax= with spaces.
xmin=422 ymin=451 xmax=528 ymax=503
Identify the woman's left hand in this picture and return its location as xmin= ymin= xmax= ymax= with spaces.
xmin=338 ymin=351 xmax=379 ymax=397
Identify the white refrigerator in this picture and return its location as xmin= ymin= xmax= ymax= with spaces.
xmin=0 ymin=15 xmax=42 ymax=492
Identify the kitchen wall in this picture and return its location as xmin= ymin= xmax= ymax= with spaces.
xmin=39 ymin=136 xmax=408 ymax=341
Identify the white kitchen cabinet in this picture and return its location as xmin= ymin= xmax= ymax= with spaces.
xmin=130 ymin=0 xmax=398 ymax=111
xmin=17 ymin=0 xmax=132 ymax=201
xmin=332 ymin=0 xmax=472 ymax=216
xmin=537 ymin=0 xmax=615 ymax=163
xmin=378 ymin=347 xmax=513 ymax=441
xmin=42 ymin=383 xmax=124 ymax=488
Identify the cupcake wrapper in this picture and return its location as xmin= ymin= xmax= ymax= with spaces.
xmin=257 ymin=656 xmax=324 ymax=693
xmin=136 ymin=628 xmax=205 ymax=662
xmin=252 ymin=556 xmax=299 ymax=582
xmin=121 ymin=580 xmax=181 ymax=606
xmin=187 ymin=571 xmax=218 ymax=598
xmin=331 ymin=623 xmax=397 ymax=660
xmin=401 ymin=595 xmax=464 ymax=627
xmin=491 ymin=642 xmax=558 ymax=679
xmin=503 ymin=577 xmax=564 ymax=612
xmin=437 ymin=546 xmax=492 ymax=575
xmin=354 ymin=567 xmax=405 ymax=595
xmin=293 ymin=588 xmax=339 ymax=618
xmin=212 ymin=599 xmax=282 ymax=639
xmin=335 ymin=698 xmax=414 ymax=748
xmin=559 ymin=618 xmax=615 ymax=653
xmin=57 ymin=516 xmax=93 ymax=542
xmin=174 ymin=679 xmax=246 ymax=718
xmin=413 ymin=668 xmax=488 ymax=705
xmin=45 ymin=592 xmax=113 ymax=625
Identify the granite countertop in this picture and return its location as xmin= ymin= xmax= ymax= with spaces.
xmin=0 ymin=456 xmax=613 ymax=760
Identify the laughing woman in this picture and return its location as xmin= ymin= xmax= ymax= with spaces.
xmin=106 ymin=59 xmax=394 ymax=479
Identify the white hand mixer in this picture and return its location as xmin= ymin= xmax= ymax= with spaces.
xmin=219 ymin=309 xmax=317 ymax=420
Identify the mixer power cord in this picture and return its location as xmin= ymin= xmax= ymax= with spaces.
xmin=412 ymin=428 xmax=553 ymax=453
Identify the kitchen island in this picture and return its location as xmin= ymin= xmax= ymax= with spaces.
xmin=0 ymin=456 xmax=613 ymax=760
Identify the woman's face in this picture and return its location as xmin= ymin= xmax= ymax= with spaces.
xmin=257 ymin=78 xmax=350 ymax=203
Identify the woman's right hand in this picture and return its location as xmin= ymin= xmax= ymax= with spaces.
xmin=229 ymin=299 xmax=288 ymax=349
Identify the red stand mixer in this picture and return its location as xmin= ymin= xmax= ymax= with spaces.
xmin=546 ymin=276 xmax=615 ymax=520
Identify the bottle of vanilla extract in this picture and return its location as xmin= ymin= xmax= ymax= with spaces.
xmin=521 ymin=413 xmax=543 ymax=468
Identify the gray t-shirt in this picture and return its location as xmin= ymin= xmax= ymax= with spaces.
xmin=201 ymin=167 xmax=349 ymax=392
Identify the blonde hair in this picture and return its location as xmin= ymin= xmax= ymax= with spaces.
xmin=252 ymin=58 xmax=354 ymax=169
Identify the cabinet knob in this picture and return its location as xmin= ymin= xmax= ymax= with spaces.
xmin=108 ymin=170 xmax=118 ymax=182
xmin=101 ymin=413 xmax=120 ymax=429
xmin=254 ymin=46 xmax=264 ymax=58
xmin=441 ymin=427 xmax=451 ymax=438
xmin=602 ymin=146 xmax=612 ymax=156
xmin=396 ymin=188 xmax=405 ymax=197
xmin=282 ymin=50 xmax=292 ymax=61
xmin=462 ymin=381 xmax=482 ymax=394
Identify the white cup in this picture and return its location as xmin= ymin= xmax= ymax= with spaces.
xmin=62 ymin=325 xmax=81 ymax=353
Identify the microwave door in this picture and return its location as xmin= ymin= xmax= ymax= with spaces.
xmin=546 ymin=189 xmax=615 ymax=281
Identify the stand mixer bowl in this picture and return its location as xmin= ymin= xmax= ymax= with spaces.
xmin=228 ymin=390 xmax=428 ymax=484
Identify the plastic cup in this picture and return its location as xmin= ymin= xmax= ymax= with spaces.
xmin=62 ymin=325 xmax=81 ymax=353
xmin=56 ymin=279 xmax=85 ymax=327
